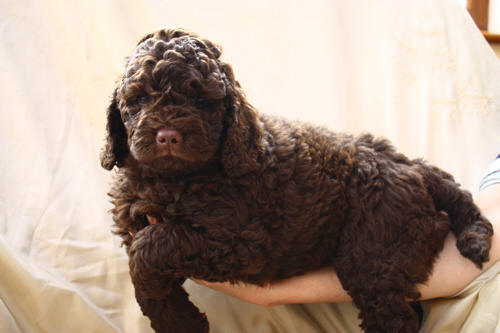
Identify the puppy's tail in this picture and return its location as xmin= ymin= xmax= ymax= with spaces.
xmin=416 ymin=160 xmax=493 ymax=268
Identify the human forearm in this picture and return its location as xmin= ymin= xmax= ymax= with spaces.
xmin=192 ymin=266 xmax=350 ymax=306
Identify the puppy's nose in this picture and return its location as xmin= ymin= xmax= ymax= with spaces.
xmin=156 ymin=128 xmax=182 ymax=146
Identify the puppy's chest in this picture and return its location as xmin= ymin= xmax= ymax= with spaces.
xmin=133 ymin=173 xmax=344 ymax=235
xmin=136 ymin=180 xmax=258 ymax=226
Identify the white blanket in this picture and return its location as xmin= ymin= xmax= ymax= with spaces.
xmin=0 ymin=0 xmax=499 ymax=332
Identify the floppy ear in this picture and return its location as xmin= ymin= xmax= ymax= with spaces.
xmin=221 ymin=64 xmax=264 ymax=178
xmin=100 ymin=89 xmax=129 ymax=170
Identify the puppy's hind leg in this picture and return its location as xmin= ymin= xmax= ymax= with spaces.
xmin=333 ymin=213 xmax=451 ymax=332
xmin=334 ymin=254 xmax=421 ymax=333
xmin=352 ymin=288 xmax=419 ymax=333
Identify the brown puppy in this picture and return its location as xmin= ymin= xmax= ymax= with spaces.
xmin=101 ymin=28 xmax=493 ymax=333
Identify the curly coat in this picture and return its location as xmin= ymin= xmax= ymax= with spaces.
xmin=101 ymin=29 xmax=493 ymax=333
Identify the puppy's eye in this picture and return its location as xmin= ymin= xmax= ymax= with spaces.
xmin=129 ymin=94 xmax=152 ymax=106
xmin=194 ymin=97 xmax=205 ymax=106
xmin=138 ymin=95 xmax=152 ymax=105
xmin=123 ymin=108 xmax=140 ymax=122
xmin=123 ymin=110 xmax=131 ymax=121
xmin=194 ymin=97 xmax=218 ymax=109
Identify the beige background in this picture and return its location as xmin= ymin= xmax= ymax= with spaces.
xmin=0 ymin=0 xmax=499 ymax=332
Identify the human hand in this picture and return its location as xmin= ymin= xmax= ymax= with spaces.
xmin=129 ymin=215 xmax=159 ymax=238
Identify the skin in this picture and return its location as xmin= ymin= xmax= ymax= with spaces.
xmin=190 ymin=183 xmax=500 ymax=306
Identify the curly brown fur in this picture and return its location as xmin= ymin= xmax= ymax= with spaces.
xmin=101 ymin=28 xmax=493 ymax=333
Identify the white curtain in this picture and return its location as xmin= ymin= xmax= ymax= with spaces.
xmin=0 ymin=0 xmax=498 ymax=332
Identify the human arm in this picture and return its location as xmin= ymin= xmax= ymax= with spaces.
xmin=191 ymin=183 xmax=500 ymax=306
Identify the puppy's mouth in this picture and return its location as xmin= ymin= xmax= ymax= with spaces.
xmin=154 ymin=143 xmax=181 ymax=159
xmin=130 ymin=141 xmax=195 ymax=163
xmin=156 ymin=147 xmax=175 ymax=158
xmin=154 ymin=148 xmax=198 ymax=163
xmin=129 ymin=127 xmax=214 ymax=168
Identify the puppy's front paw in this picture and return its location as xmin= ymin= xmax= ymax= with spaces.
xmin=128 ymin=225 xmax=177 ymax=299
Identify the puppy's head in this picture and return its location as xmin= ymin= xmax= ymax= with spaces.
xmin=101 ymin=29 xmax=263 ymax=177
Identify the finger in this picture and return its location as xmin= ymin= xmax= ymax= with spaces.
xmin=147 ymin=215 xmax=159 ymax=224
xmin=191 ymin=278 xmax=227 ymax=288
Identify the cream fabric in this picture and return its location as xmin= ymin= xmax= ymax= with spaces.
xmin=421 ymin=261 xmax=500 ymax=333
xmin=186 ymin=262 xmax=500 ymax=333
xmin=0 ymin=0 xmax=499 ymax=332
xmin=186 ymin=280 xmax=362 ymax=333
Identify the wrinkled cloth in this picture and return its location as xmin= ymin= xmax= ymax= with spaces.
xmin=420 ymin=261 xmax=500 ymax=333
xmin=0 ymin=0 xmax=499 ymax=332
xmin=186 ymin=261 xmax=500 ymax=333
